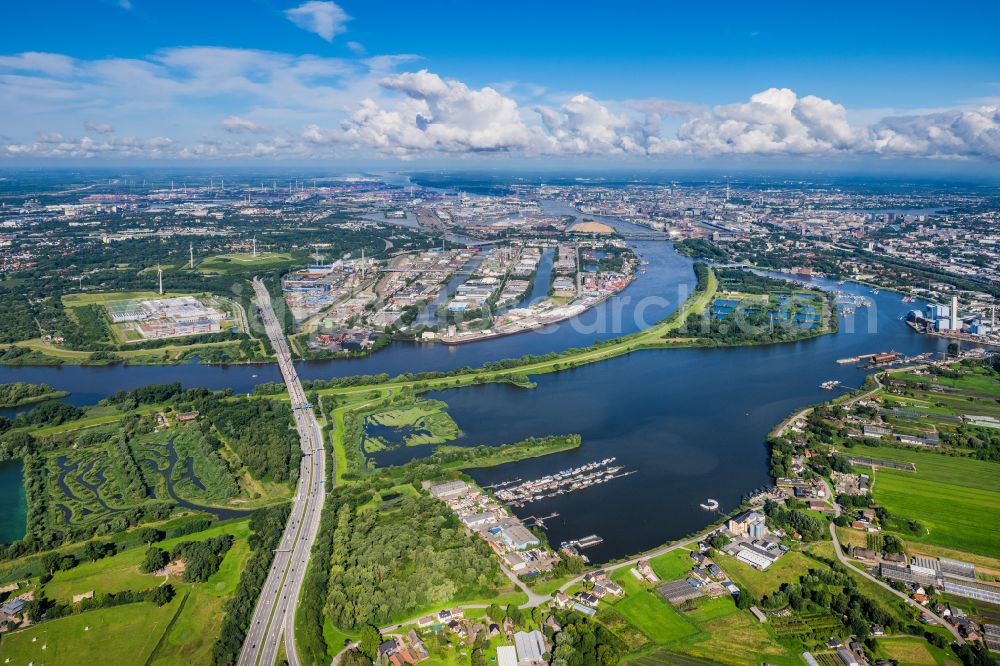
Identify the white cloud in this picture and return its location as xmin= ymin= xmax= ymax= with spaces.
xmin=2 ymin=131 xmax=175 ymax=159
xmin=339 ymin=70 xmax=539 ymax=156
xmin=651 ymin=87 xmax=870 ymax=156
xmin=285 ymin=1 xmax=349 ymax=42
xmin=220 ymin=115 xmax=272 ymax=134
xmin=871 ymin=107 xmax=1000 ymax=160
xmin=84 ymin=121 xmax=115 ymax=135
xmin=624 ymin=98 xmax=704 ymax=120
xmin=1 ymin=49 xmax=999 ymax=162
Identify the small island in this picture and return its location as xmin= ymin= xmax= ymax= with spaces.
xmin=0 ymin=382 xmax=70 ymax=409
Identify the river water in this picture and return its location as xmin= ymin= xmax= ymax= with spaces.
xmin=0 ymin=204 xmax=948 ymax=557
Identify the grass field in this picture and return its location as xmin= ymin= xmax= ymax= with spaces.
xmin=0 ymin=596 xmax=183 ymax=664
xmin=714 ymin=551 xmax=817 ymax=600
xmin=647 ymin=548 xmax=697 ymax=580
xmin=43 ymin=520 xmax=250 ymax=602
xmin=606 ymin=567 xmax=698 ymax=643
xmin=0 ymin=519 xmax=253 ymax=664
xmin=876 ymin=636 xmax=955 ymax=666
xmin=197 ymin=253 xmax=295 ymax=275
xmin=62 ymin=291 xmax=192 ymax=307
xmin=846 ymin=443 xmax=1000 ymax=557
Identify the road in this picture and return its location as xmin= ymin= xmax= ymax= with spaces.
xmin=819 ymin=477 xmax=964 ymax=645
xmin=773 ymin=373 xmax=885 ymax=439
xmin=558 ymin=525 xmax=720 ymax=593
xmin=239 ymin=277 xmax=330 ymax=666
xmin=778 ymin=378 xmax=963 ymax=644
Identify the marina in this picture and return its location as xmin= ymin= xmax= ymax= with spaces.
xmin=820 ymin=379 xmax=841 ymax=390
xmin=562 ymin=534 xmax=604 ymax=549
xmin=493 ymin=458 xmax=636 ymax=508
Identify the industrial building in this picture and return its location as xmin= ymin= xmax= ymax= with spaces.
xmin=513 ymin=630 xmax=546 ymax=666
xmin=501 ymin=525 xmax=540 ymax=551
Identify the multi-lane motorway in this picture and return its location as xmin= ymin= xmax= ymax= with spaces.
xmin=239 ymin=278 xmax=329 ymax=666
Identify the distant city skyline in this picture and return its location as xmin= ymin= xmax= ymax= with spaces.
xmin=1 ymin=0 xmax=998 ymax=165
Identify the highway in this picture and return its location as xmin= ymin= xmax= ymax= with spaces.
xmin=239 ymin=277 xmax=329 ymax=666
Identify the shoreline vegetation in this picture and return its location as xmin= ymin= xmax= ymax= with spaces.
xmin=0 ymin=382 xmax=70 ymax=408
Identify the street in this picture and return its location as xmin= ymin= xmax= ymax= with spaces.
xmin=238 ymin=278 xmax=331 ymax=666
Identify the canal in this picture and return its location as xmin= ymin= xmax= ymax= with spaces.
xmin=0 ymin=461 xmax=26 ymax=544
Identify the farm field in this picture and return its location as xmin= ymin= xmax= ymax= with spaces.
xmin=846 ymin=443 xmax=1000 ymax=557
xmin=603 ymin=556 xmax=800 ymax=665
xmin=889 ymin=366 xmax=1000 ymax=419
xmin=874 ymin=636 xmax=956 ymax=665
xmin=628 ymin=606 xmax=800 ymax=666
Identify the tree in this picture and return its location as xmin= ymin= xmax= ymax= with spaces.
xmin=735 ymin=591 xmax=755 ymax=610
xmin=506 ymin=603 xmax=523 ymax=628
xmin=82 ymin=541 xmax=106 ymax=563
xmin=140 ymin=546 xmax=169 ymax=574
xmin=134 ymin=527 xmax=164 ymax=547
xmin=149 ymin=584 xmax=176 ymax=607
xmin=358 ymin=625 xmax=382 ymax=660
xmin=341 ymin=652 xmax=374 ymax=666
xmin=487 ymin=603 xmax=503 ymax=623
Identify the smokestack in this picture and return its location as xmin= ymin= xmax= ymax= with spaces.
xmin=951 ymin=295 xmax=959 ymax=331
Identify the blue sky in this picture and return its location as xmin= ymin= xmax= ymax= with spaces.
xmin=1 ymin=0 xmax=998 ymax=164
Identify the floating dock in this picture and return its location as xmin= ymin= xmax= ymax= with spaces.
xmin=562 ymin=534 xmax=604 ymax=550
xmin=494 ymin=458 xmax=636 ymax=507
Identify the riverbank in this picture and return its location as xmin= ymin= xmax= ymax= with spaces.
xmin=0 ymin=382 xmax=70 ymax=409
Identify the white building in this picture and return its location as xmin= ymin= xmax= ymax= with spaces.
xmin=737 ymin=547 xmax=774 ymax=571
xmin=497 ymin=646 xmax=518 ymax=666
xmin=514 ymin=630 xmax=546 ymax=666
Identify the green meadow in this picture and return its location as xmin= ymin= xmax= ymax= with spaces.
xmin=847 ymin=443 xmax=1000 ymax=557
xmin=0 ymin=520 xmax=253 ymax=665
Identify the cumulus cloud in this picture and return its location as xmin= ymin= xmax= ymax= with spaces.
xmin=285 ymin=1 xmax=349 ymax=42
xmin=84 ymin=121 xmax=115 ymax=135
xmin=871 ymin=107 xmax=1000 ymax=160
xmin=339 ymin=70 xmax=539 ymax=156
xmin=220 ymin=115 xmax=272 ymax=134
xmin=650 ymin=87 xmax=870 ymax=156
xmin=333 ymin=69 xmax=655 ymax=157
xmin=1 ymin=48 xmax=999 ymax=162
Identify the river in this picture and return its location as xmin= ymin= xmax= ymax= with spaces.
xmin=0 ymin=203 xmax=949 ymax=558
